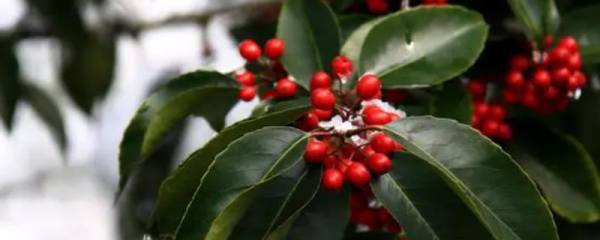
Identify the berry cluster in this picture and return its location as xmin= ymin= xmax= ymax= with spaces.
xmin=298 ymin=56 xmax=405 ymax=191
xmin=467 ymin=79 xmax=513 ymax=141
xmin=236 ymin=38 xmax=298 ymax=101
xmin=350 ymin=188 xmax=406 ymax=237
xmin=503 ymin=36 xmax=586 ymax=113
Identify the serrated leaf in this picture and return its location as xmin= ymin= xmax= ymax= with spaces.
xmin=371 ymin=153 xmax=493 ymax=240
xmin=507 ymin=0 xmax=560 ymax=45
xmin=287 ymin=186 xmax=350 ymax=240
xmin=118 ymin=71 xmax=239 ymax=194
xmin=382 ymin=116 xmax=558 ymax=240
xmin=429 ymin=80 xmax=472 ymax=124
xmin=359 ymin=6 xmax=488 ymax=89
xmin=22 ymin=84 xmax=67 ymax=152
xmin=507 ymin=121 xmax=600 ymax=223
xmin=169 ymin=127 xmax=309 ymax=240
xmin=277 ymin=0 xmax=341 ymax=89
xmin=558 ymin=4 xmax=600 ymax=65
xmin=0 ymin=37 xmax=20 ymax=130
xmin=150 ymin=98 xmax=310 ymax=235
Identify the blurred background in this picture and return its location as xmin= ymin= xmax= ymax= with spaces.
xmin=0 ymin=0 xmax=282 ymax=239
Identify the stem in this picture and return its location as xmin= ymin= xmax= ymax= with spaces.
xmin=401 ymin=0 xmax=411 ymax=10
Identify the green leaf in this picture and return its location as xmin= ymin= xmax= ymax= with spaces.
xmin=22 ymin=84 xmax=67 ymax=152
xmin=0 ymin=37 xmax=20 ymax=130
xmin=277 ymin=0 xmax=341 ymax=89
xmin=151 ymin=98 xmax=310 ymax=234
xmin=507 ymin=0 xmax=560 ymax=45
xmin=359 ymin=6 xmax=488 ymax=89
xmin=382 ymin=116 xmax=558 ymax=240
xmin=371 ymin=153 xmax=493 ymax=240
xmin=169 ymin=127 xmax=309 ymax=240
xmin=507 ymin=121 xmax=600 ymax=223
xmin=288 ymin=186 xmax=350 ymax=240
xmin=341 ymin=16 xmax=384 ymax=69
xmin=118 ymin=71 xmax=239 ymax=194
xmin=229 ymin=166 xmax=321 ymax=240
xmin=558 ymin=4 xmax=600 ymax=65
xmin=429 ymin=80 xmax=473 ymax=124
xmin=338 ymin=14 xmax=374 ymax=43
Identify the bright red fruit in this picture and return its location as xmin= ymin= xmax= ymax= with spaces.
xmin=310 ymin=71 xmax=332 ymax=90
xmin=313 ymin=109 xmax=333 ymax=120
xmin=235 ymin=71 xmax=256 ymax=86
xmin=357 ymin=74 xmax=382 ymax=99
xmin=322 ymin=168 xmax=344 ymax=190
xmin=364 ymin=110 xmax=392 ymax=125
xmin=558 ymin=36 xmax=578 ymax=52
xmin=239 ymin=87 xmax=256 ymax=101
xmin=474 ymin=102 xmax=490 ymax=118
xmin=549 ymin=46 xmax=570 ymax=64
xmin=275 ymin=78 xmax=297 ymax=98
xmin=505 ymin=71 xmax=525 ymax=88
xmin=297 ymin=112 xmax=319 ymax=131
xmin=552 ymin=67 xmax=570 ymax=84
xmin=311 ymin=88 xmax=336 ymax=110
xmin=489 ymin=105 xmax=506 ymax=120
xmin=467 ymin=80 xmax=486 ymax=99
xmin=481 ymin=120 xmax=499 ymax=137
xmin=304 ymin=139 xmax=329 ymax=163
xmin=264 ymin=38 xmax=285 ymax=60
xmin=533 ymin=69 xmax=551 ymax=87
xmin=331 ymin=55 xmax=353 ymax=77
xmin=498 ymin=123 xmax=513 ymax=141
xmin=370 ymin=133 xmax=396 ymax=154
xmin=510 ymin=55 xmax=530 ymax=71
xmin=366 ymin=153 xmax=392 ymax=175
xmin=239 ymin=39 xmax=261 ymax=61
xmin=346 ymin=162 xmax=371 ymax=187
xmin=366 ymin=0 xmax=389 ymax=14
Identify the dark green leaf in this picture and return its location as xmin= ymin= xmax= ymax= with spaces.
xmin=229 ymin=166 xmax=321 ymax=240
xmin=288 ymin=186 xmax=350 ymax=240
xmin=170 ymin=127 xmax=308 ymax=240
xmin=558 ymin=4 xmax=600 ymax=65
xmin=338 ymin=14 xmax=374 ymax=43
xmin=507 ymin=0 xmax=560 ymax=45
xmin=359 ymin=6 xmax=488 ymax=88
xmin=341 ymin=16 xmax=384 ymax=68
xmin=22 ymin=84 xmax=67 ymax=151
xmin=118 ymin=71 xmax=239 ymax=193
xmin=507 ymin=121 xmax=600 ymax=223
xmin=151 ymin=100 xmax=310 ymax=237
xmin=382 ymin=116 xmax=558 ymax=240
xmin=429 ymin=80 xmax=472 ymax=124
xmin=277 ymin=0 xmax=341 ymax=89
xmin=372 ymin=153 xmax=493 ymax=240
xmin=0 ymin=37 xmax=20 ymax=130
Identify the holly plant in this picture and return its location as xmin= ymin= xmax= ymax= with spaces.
xmin=117 ymin=0 xmax=600 ymax=239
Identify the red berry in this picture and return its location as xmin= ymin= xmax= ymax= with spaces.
xmin=357 ymin=74 xmax=382 ymax=99
xmin=549 ymin=46 xmax=570 ymax=64
xmin=544 ymin=35 xmax=554 ymax=49
xmin=364 ymin=110 xmax=392 ymax=125
xmin=489 ymin=104 xmax=506 ymax=120
xmin=558 ymin=36 xmax=578 ymax=52
xmin=543 ymin=86 xmax=559 ymax=100
xmin=239 ymin=86 xmax=256 ymax=101
xmin=346 ymin=162 xmax=372 ymax=187
xmin=322 ymin=168 xmax=344 ymax=190
xmin=370 ymin=133 xmax=396 ymax=154
xmin=533 ymin=69 xmax=551 ymax=87
xmin=239 ymin=39 xmax=261 ymax=61
xmin=573 ymin=71 xmax=587 ymax=88
xmin=481 ymin=120 xmax=499 ymax=137
xmin=567 ymin=73 xmax=585 ymax=91
xmin=312 ymin=108 xmax=333 ymax=121
xmin=376 ymin=208 xmax=393 ymax=224
xmin=304 ymin=139 xmax=329 ymax=163
xmin=275 ymin=78 xmax=297 ymax=98
xmin=503 ymin=89 xmax=521 ymax=104
xmin=473 ymin=102 xmax=490 ymax=118
xmin=323 ymin=155 xmax=337 ymax=169
xmin=331 ymin=55 xmax=353 ymax=77
xmin=467 ymin=80 xmax=487 ymax=99
xmin=310 ymin=71 xmax=332 ymax=90
xmin=367 ymin=153 xmax=392 ymax=175
xmin=361 ymin=145 xmax=376 ymax=158
xmin=510 ymin=55 xmax=531 ymax=71
xmin=297 ymin=111 xmax=319 ymax=131
xmin=264 ymin=38 xmax=285 ymax=60
xmin=552 ymin=67 xmax=571 ymax=84
xmin=498 ymin=123 xmax=513 ymax=141
xmin=522 ymin=92 xmax=539 ymax=108
xmin=311 ymin=88 xmax=336 ymax=110
xmin=567 ymin=53 xmax=581 ymax=70
xmin=362 ymin=105 xmax=382 ymax=116
xmin=505 ymin=71 xmax=525 ymax=89
xmin=235 ymin=71 xmax=256 ymax=86
xmin=366 ymin=0 xmax=389 ymax=14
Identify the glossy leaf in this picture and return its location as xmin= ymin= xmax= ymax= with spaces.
xmin=22 ymin=84 xmax=67 ymax=151
xmin=118 ymin=71 xmax=239 ymax=193
xmin=0 ymin=37 xmax=20 ymax=130
xmin=429 ymin=80 xmax=472 ymax=124
xmin=360 ymin=6 xmax=488 ymax=88
xmin=558 ymin=4 xmax=600 ymax=65
xmin=288 ymin=186 xmax=350 ymax=240
xmin=382 ymin=116 xmax=558 ymax=240
xmin=169 ymin=127 xmax=308 ymax=240
xmin=277 ymin=0 xmax=341 ymax=89
xmin=341 ymin=16 xmax=384 ymax=69
xmin=507 ymin=121 xmax=600 ymax=223
xmin=507 ymin=0 xmax=560 ymax=44
xmin=151 ymin=100 xmax=310 ymax=236
xmin=229 ymin=166 xmax=321 ymax=240
xmin=372 ymin=153 xmax=493 ymax=240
